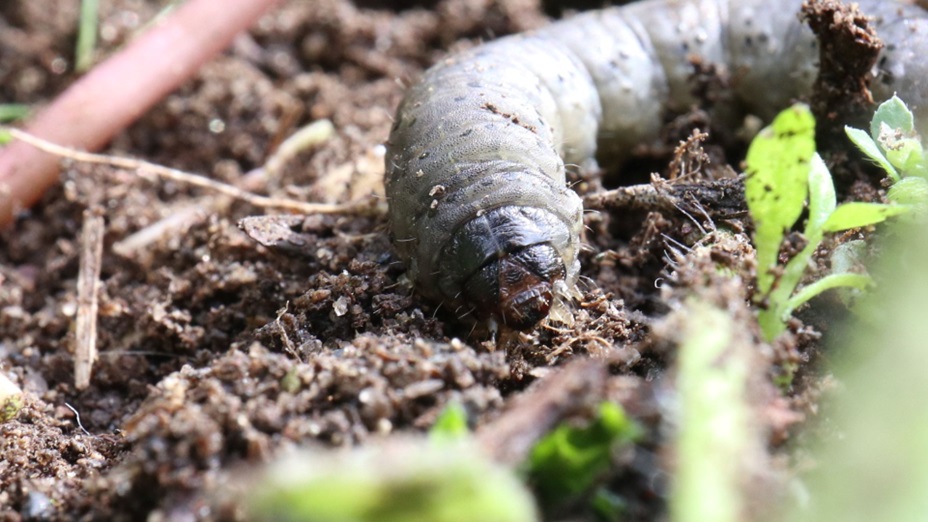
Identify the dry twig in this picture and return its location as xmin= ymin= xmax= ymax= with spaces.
xmin=2 ymin=127 xmax=376 ymax=217
xmin=0 ymin=0 xmax=281 ymax=227
xmin=583 ymin=174 xmax=747 ymax=220
xmin=111 ymin=120 xmax=343 ymax=259
xmin=74 ymin=208 xmax=105 ymax=390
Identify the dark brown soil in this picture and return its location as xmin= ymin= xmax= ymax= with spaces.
xmin=0 ymin=0 xmax=882 ymax=520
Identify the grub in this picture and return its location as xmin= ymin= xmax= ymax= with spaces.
xmin=0 ymin=0 xmax=906 ymax=518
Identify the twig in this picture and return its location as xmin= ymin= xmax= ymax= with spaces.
xmin=2 ymin=127 xmax=375 ymax=216
xmin=0 ymin=0 xmax=282 ymax=227
xmin=112 ymin=119 xmax=341 ymax=258
xmin=274 ymin=302 xmax=302 ymax=362
xmin=74 ymin=208 xmax=105 ymax=390
xmin=582 ymin=178 xmax=672 ymax=212
xmin=583 ymin=175 xmax=747 ymax=220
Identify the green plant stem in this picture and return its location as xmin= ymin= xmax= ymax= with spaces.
xmin=671 ymin=298 xmax=755 ymax=522
xmin=782 ymin=273 xmax=872 ymax=321
xmin=76 ymin=0 xmax=100 ymax=72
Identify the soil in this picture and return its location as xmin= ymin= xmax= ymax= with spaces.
xmin=0 ymin=0 xmax=886 ymax=520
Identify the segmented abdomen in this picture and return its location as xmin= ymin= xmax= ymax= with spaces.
xmin=385 ymin=0 xmax=928 ymax=328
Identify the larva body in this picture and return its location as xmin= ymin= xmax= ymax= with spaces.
xmin=385 ymin=0 xmax=928 ymax=329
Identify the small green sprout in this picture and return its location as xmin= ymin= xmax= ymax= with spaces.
xmin=429 ymin=401 xmax=470 ymax=443
xmin=846 ymin=95 xmax=928 ymax=181
xmin=846 ymin=94 xmax=928 ymax=214
xmin=76 ymin=0 xmax=100 ymax=72
xmin=523 ymin=402 xmax=639 ymax=512
xmin=746 ymin=102 xmax=914 ymax=341
xmin=745 ymin=104 xmax=816 ymax=311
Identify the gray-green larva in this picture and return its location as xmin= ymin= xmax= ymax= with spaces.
xmin=385 ymin=0 xmax=928 ymax=329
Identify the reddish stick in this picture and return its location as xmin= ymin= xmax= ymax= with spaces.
xmin=0 ymin=0 xmax=281 ymax=227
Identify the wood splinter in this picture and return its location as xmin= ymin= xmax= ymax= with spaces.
xmin=74 ymin=208 xmax=105 ymax=390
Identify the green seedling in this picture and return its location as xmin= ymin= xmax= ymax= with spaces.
xmin=746 ymin=103 xmax=912 ymax=341
xmin=523 ymin=402 xmax=639 ymax=514
xmin=846 ymin=95 xmax=928 ymax=181
xmin=76 ymin=0 xmax=99 ymax=72
xmin=788 ymin=216 xmax=928 ymax=522
xmin=429 ymin=401 xmax=470 ymax=443
xmin=846 ymin=95 xmax=928 ymax=216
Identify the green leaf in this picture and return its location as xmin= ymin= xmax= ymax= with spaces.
xmin=878 ymin=122 xmax=926 ymax=174
xmin=870 ymin=94 xmax=915 ymax=140
xmin=429 ymin=401 xmax=470 ymax=442
xmin=888 ymin=176 xmax=928 ymax=207
xmin=525 ymin=402 xmax=638 ymax=511
xmin=782 ymin=273 xmax=873 ymax=320
xmin=591 ymin=488 xmax=626 ymax=522
xmin=745 ymin=103 xmax=817 ymax=295
xmin=0 ymin=104 xmax=30 ymax=122
xmin=787 ymin=221 xmax=928 ymax=522
xmin=760 ymin=153 xmax=838 ymax=340
xmin=806 ymin=153 xmax=836 ymax=237
xmin=845 ymin=126 xmax=900 ymax=181
xmin=822 ymin=202 xmax=911 ymax=232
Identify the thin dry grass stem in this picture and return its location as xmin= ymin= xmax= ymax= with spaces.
xmin=112 ymin=120 xmax=339 ymax=258
xmin=668 ymin=128 xmax=710 ymax=181
xmin=3 ymin=127 xmax=376 ymax=216
xmin=260 ymin=119 xmax=335 ymax=178
xmin=74 ymin=208 xmax=105 ymax=390
xmin=274 ymin=302 xmax=302 ymax=362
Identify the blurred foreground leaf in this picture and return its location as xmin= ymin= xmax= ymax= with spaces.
xmin=247 ymin=439 xmax=537 ymax=522
xmin=789 ymin=217 xmax=928 ymax=522
xmin=670 ymin=298 xmax=762 ymax=522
